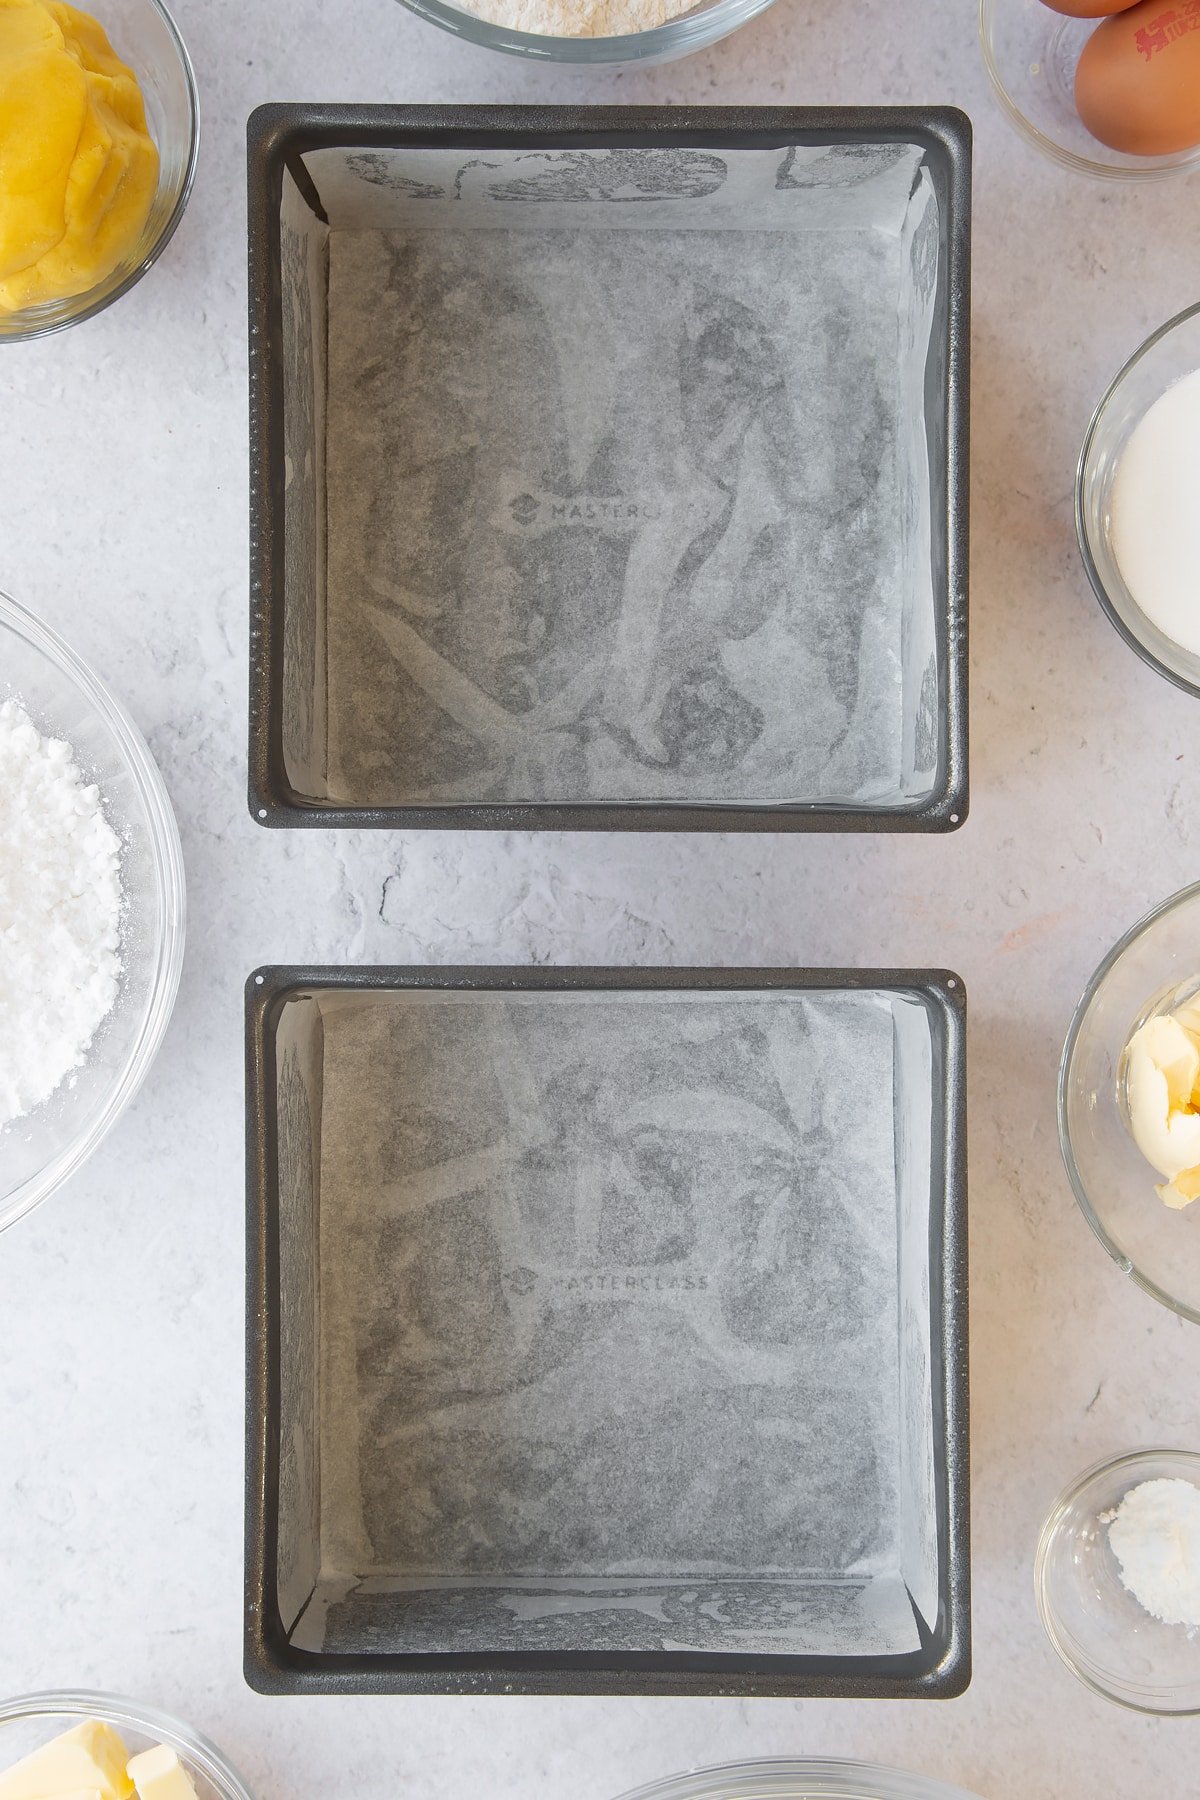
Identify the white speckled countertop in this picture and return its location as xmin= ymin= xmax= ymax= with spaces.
xmin=0 ymin=1 xmax=1196 ymax=1796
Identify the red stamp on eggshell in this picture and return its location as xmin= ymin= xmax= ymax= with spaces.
xmin=1136 ymin=5 xmax=1200 ymax=57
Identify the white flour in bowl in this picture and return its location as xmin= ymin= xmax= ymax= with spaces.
xmin=454 ymin=0 xmax=701 ymax=34
xmin=1103 ymin=1477 xmax=1200 ymax=1629
xmin=0 ymin=699 xmax=122 ymax=1128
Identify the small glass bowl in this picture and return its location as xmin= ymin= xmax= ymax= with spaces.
xmin=395 ymin=0 xmax=779 ymax=66
xmin=0 ymin=0 xmax=198 ymax=342
xmin=0 ymin=591 xmax=186 ymax=1234
xmin=1035 ymin=1449 xmax=1200 ymax=1714
xmin=612 ymin=1760 xmax=983 ymax=1800
xmin=1077 ymin=302 xmax=1200 ymax=698
xmin=1059 ymin=879 xmax=1200 ymax=1323
xmin=0 ymin=1694 xmax=253 ymax=1800
xmin=979 ymin=0 xmax=1200 ymax=181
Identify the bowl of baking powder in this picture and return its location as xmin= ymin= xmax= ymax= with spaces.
xmin=1036 ymin=1447 xmax=1200 ymax=1714
xmin=394 ymin=0 xmax=779 ymax=65
xmin=0 ymin=590 xmax=185 ymax=1233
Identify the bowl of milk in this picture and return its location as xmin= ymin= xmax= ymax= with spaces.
xmin=1078 ymin=301 xmax=1200 ymax=698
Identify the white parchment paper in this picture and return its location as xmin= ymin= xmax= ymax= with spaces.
xmin=273 ymin=993 xmax=324 ymax=1633
xmin=278 ymin=171 xmax=329 ymax=798
xmin=274 ymin=143 xmax=942 ymax=809
xmin=282 ymin=986 xmax=937 ymax=1657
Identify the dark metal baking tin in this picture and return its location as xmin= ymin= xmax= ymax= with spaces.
xmin=245 ymin=965 xmax=970 ymax=1697
xmin=247 ymin=104 xmax=971 ymax=833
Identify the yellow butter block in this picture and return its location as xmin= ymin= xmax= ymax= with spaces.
xmin=0 ymin=1722 xmax=134 ymax=1800
xmin=126 ymin=1747 xmax=197 ymax=1800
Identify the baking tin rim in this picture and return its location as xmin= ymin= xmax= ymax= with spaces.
xmin=246 ymin=103 xmax=971 ymax=834
xmin=244 ymin=962 xmax=970 ymax=1696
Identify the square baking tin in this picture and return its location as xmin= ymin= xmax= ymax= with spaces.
xmin=248 ymin=106 xmax=970 ymax=831
xmin=246 ymin=967 xmax=969 ymax=1696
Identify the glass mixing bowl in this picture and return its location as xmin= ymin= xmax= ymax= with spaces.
xmin=1077 ymin=303 xmax=1200 ymax=699
xmin=0 ymin=1695 xmax=253 ymax=1800
xmin=612 ymin=1760 xmax=983 ymax=1800
xmin=1035 ymin=1449 xmax=1200 ymax=1714
xmin=0 ymin=591 xmax=185 ymax=1233
xmin=395 ymin=0 xmax=779 ymax=65
xmin=1059 ymin=880 xmax=1200 ymax=1323
xmin=0 ymin=0 xmax=198 ymax=342
xmin=979 ymin=0 xmax=1200 ymax=181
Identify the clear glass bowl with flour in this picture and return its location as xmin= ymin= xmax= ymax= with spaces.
xmin=1036 ymin=1449 xmax=1200 ymax=1714
xmin=1078 ymin=302 xmax=1200 ymax=697
xmin=394 ymin=0 xmax=780 ymax=64
xmin=0 ymin=591 xmax=185 ymax=1233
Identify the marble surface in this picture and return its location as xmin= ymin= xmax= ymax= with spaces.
xmin=0 ymin=1 xmax=1197 ymax=1796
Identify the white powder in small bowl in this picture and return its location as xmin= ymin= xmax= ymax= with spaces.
xmin=454 ymin=0 xmax=702 ymax=36
xmin=1103 ymin=1477 xmax=1200 ymax=1630
xmin=0 ymin=699 xmax=123 ymax=1128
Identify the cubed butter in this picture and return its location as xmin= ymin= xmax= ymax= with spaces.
xmin=1126 ymin=1003 xmax=1200 ymax=1209
xmin=125 ymin=1748 xmax=196 ymax=1800
xmin=0 ymin=1722 xmax=133 ymax=1800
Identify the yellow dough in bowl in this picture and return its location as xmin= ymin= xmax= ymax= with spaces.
xmin=0 ymin=0 xmax=158 ymax=310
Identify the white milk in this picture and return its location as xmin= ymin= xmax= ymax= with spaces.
xmin=1111 ymin=366 xmax=1200 ymax=661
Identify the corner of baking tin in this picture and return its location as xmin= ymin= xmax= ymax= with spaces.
xmin=246 ymin=967 xmax=272 ymax=1003
xmin=244 ymin=1612 xmax=343 ymax=1696
xmin=246 ymin=777 xmax=280 ymax=828
xmin=246 ymin=102 xmax=302 ymax=173
xmin=246 ymin=968 xmax=301 ymax=1025
xmin=246 ymin=778 xmax=333 ymax=828
xmin=242 ymin=1477 xmax=280 ymax=1693
xmin=926 ymin=1627 xmax=972 ymax=1700
xmin=928 ymin=784 xmax=969 ymax=834
xmin=924 ymin=970 xmax=967 ymax=1015
xmin=910 ymin=776 xmax=968 ymax=834
xmin=938 ymin=1467 xmax=974 ymax=1698
xmin=932 ymin=105 xmax=973 ymax=155
xmin=949 ymin=787 xmax=970 ymax=832
xmin=246 ymin=970 xmax=293 ymax=1059
xmin=242 ymin=1616 xmax=299 ymax=1696
xmin=912 ymin=106 xmax=973 ymax=173
xmin=241 ymin=1644 xmax=275 ymax=1696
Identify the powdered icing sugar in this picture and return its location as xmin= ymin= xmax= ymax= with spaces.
xmin=1103 ymin=1478 xmax=1200 ymax=1630
xmin=0 ymin=699 xmax=123 ymax=1127
xmin=454 ymin=0 xmax=701 ymax=34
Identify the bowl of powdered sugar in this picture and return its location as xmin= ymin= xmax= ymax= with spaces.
xmin=0 ymin=590 xmax=184 ymax=1233
xmin=394 ymin=0 xmax=779 ymax=64
xmin=1036 ymin=1448 xmax=1200 ymax=1714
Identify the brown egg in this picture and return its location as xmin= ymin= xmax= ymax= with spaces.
xmin=1075 ymin=0 xmax=1200 ymax=154
xmin=1040 ymin=0 xmax=1139 ymax=17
